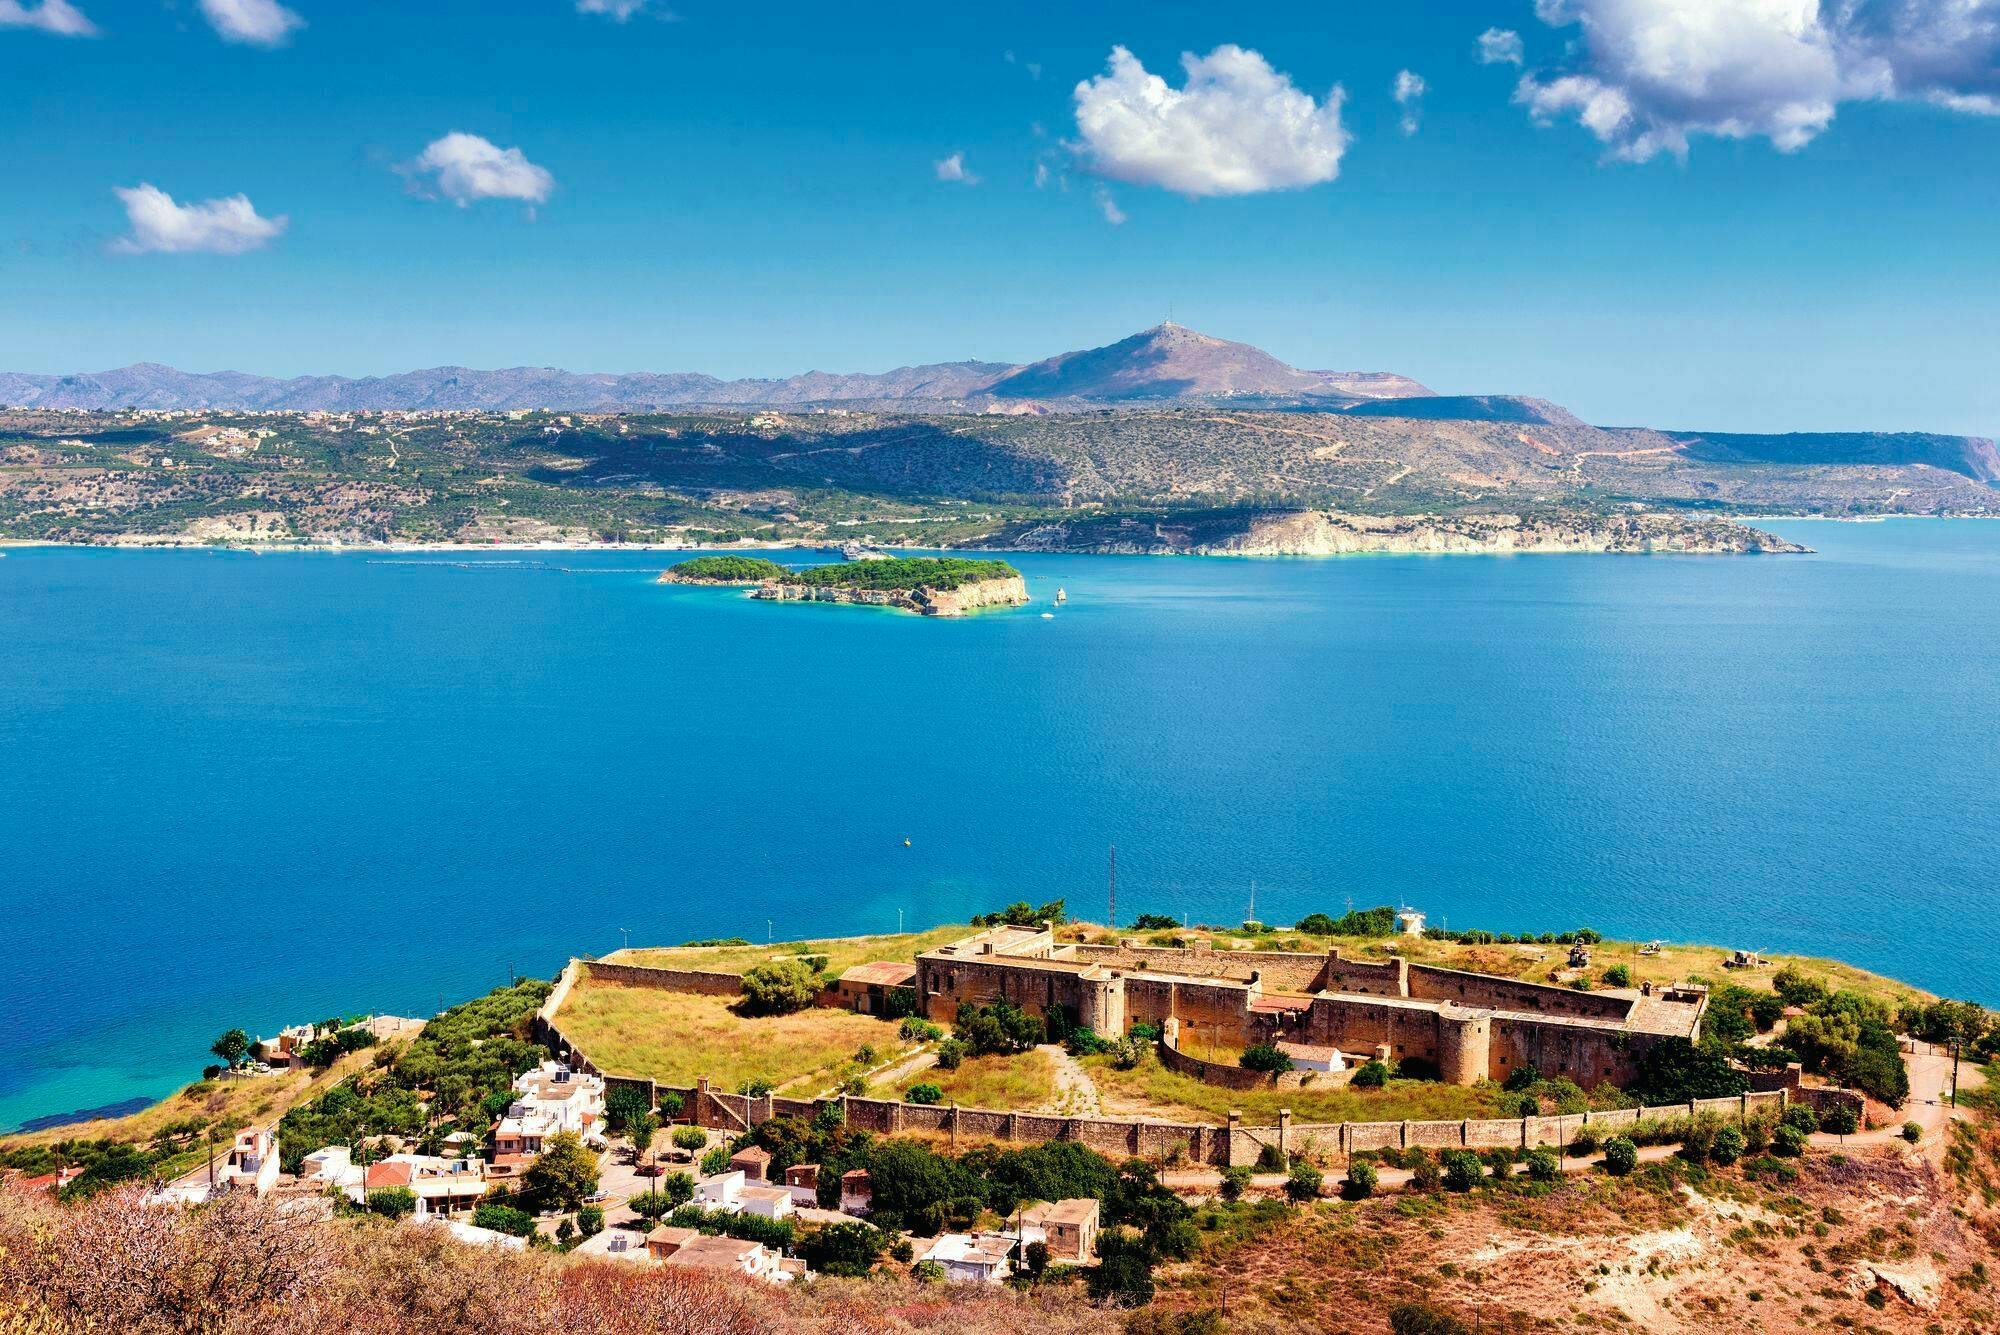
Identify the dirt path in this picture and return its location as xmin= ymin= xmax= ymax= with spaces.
xmin=1039 ymin=1044 xmax=1102 ymax=1117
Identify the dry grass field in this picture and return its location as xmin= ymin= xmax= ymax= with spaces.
xmin=554 ymin=977 xmax=915 ymax=1093
xmin=870 ymin=1051 xmax=1057 ymax=1111
xmin=607 ymin=923 xmax=969 ymax=979
xmin=1084 ymin=1050 xmax=1509 ymax=1129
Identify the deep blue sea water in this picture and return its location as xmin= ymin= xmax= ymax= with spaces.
xmin=3 ymin=520 xmax=1997 ymax=1132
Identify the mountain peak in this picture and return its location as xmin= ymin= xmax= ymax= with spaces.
xmin=984 ymin=324 xmax=1427 ymax=403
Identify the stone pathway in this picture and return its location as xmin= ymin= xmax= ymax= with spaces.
xmin=1040 ymin=1044 xmax=1102 ymax=1117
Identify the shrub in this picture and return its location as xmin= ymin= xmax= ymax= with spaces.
xmin=1351 ymin=1060 xmax=1391 ymax=1089
xmin=1341 ymin=1159 xmax=1378 ymax=1200
xmin=1409 ymin=1156 xmax=1442 ymax=1192
xmin=854 ymin=1044 xmax=876 ymax=1066
xmin=1256 ymin=1144 xmax=1288 ymax=1173
xmin=1711 ymin=1124 xmax=1746 ymax=1165
xmin=906 ymin=1083 xmax=943 ymax=1106
xmin=472 ymin=1203 xmax=536 ymax=1237
xmin=740 ymin=960 xmax=821 ymax=1016
xmin=1239 ymin=1044 xmax=1294 ymax=1074
xmin=1902 ymin=1121 xmax=1923 ymax=1144
xmin=912 ymin=1259 xmax=946 ymax=1283
xmin=737 ymin=1079 xmax=774 ymax=1097
xmin=1067 ymin=1027 xmax=1110 ymax=1057
xmin=365 ymin=1186 xmax=416 ymax=1218
xmin=1773 ymin=1125 xmax=1808 ymax=1157
xmin=671 ymin=1125 xmax=707 ymax=1151
xmin=1601 ymin=1137 xmax=1638 ymax=1176
xmin=1109 ymin=1036 xmax=1147 ymax=1070
xmin=1602 ymin=964 xmax=1632 ymax=988
xmin=1525 ymin=1147 xmax=1560 ymax=1182
xmin=1284 ymin=1162 xmax=1323 ymax=1203
xmin=935 ymin=1037 xmax=968 ymax=1070
xmin=1820 ymin=1104 xmax=1860 ymax=1139
xmin=1389 ymin=1302 xmax=1472 ymax=1335
xmin=1783 ymin=1104 xmax=1819 ymax=1134
xmin=1567 ymin=1129 xmax=1599 ymax=1158
xmin=1218 ymin=1165 xmax=1252 ymax=1202
xmin=576 ymin=1204 xmax=604 ymax=1237
xmin=699 ymin=1147 xmax=730 ymax=1176
xmin=1680 ymin=1119 xmax=1717 ymax=1164
xmin=899 ymin=1018 xmax=942 ymax=1042
xmin=1742 ymin=1116 xmax=1773 ymax=1154
xmin=1128 ymin=1021 xmax=1162 ymax=1042
xmin=1439 ymin=1150 xmax=1482 ymax=1192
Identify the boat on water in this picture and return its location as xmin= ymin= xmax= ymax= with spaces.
xmin=1055 ymin=587 xmax=1067 ymax=604
xmin=838 ymin=542 xmax=892 ymax=562
xmin=1041 ymin=612 xmax=1054 ymax=619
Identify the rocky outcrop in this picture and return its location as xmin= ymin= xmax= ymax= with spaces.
xmin=979 ymin=509 xmax=1808 ymax=556
xmin=750 ymin=574 xmax=1029 ymax=617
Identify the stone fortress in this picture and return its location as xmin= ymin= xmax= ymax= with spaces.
xmin=915 ymin=925 xmax=1709 ymax=1088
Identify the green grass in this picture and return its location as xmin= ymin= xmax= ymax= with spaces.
xmin=611 ymin=923 xmax=971 ymax=979
xmin=871 ymin=1051 xmax=1058 ymax=1111
xmin=554 ymin=978 xmax=914 ymax=1093
xmin=1082 ymin=1051 xmax=1509 ymax=1126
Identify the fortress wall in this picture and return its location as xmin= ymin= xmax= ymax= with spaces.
xmin=1299 ymin=996 xmax=1444 ymax=1067
xmin=1437 ymin=1011 xmax=1492 ymax=1085
xmin=1159 ymin=1037 xmax=1272 ymax=1089
xmin=1122 ymin=975 xmax=1259 ymax=1043
xmin=1492 ymin=1017 xmax=1646 ymax=1087
xmin=1408 ymin=964 xmax=1630 ymax=1022
xmin=583 ymin=959 xmax=744 ymax=997
xmin=1073 ymin=943 xmax=1326 ymax=991
xmin=1322 ymin=953 xmax=1409 ymax=997
xmin=915 ymin=954 xmax=1100 ymax=1024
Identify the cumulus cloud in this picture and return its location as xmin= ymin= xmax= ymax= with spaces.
xmin=1477 ymin=27 xmax=1525 ymax=65
xmin=198 ymin=0 xmax=302 ymax=46
xmin=1517 ymin=0 xmax=2000 ymax=162
xmin=111 ymin=184 xmax=286 ymax=255
xmin=1393 ymin=69 xmax=1428 ymax=134
xmin=1071 ymin=44 xmax=1349 ymax=196
xmin=405 ymin=132 xmax=556 ymax=209
xmin=0 ymin=0 xmax=95 ymax=35
xmin=934 ymin=152 xmax=979 ymax=184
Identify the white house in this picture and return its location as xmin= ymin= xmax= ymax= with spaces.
xmin=349 ymin=1155 xmax=488 ymax=1219
xmin=915 ymin=1232 xmax=1017 ymax=1284
xmin=491 ymin=1061 xmax=606 ymax=1171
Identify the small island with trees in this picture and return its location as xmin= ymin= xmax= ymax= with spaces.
xmin=658 ymin=554 xmax=1029 ymax=617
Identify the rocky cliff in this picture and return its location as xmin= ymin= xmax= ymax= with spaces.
xmin=749 ymin=573 xmax=1029 ymax=616
xmin=982 ymin=510 xmax=1808 ymax=556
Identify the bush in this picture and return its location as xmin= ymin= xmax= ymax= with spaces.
xmin=1602 ymin=964 xmax=1632 ymax=988
xmin=912 ymin=1259 xmax=946 ymax=1283
xmin=1821 ymin=1104 xmax=1860 ymax=1138
xmin=1773 ymin=1125 xmax=1808 ymax=1157
xmin=576 ymin=1204 xmax=604 ymax=1237
xmin=1742 ymin=1116 xmax=1773 ymax=1154
xmin=1351 ymin=1060 xmax=1391 ymax=1089
xmin=1341 ymin=1159 xmax=1378 ymax=1200
xmin=854 ymin=1044 xmax=876 ymax=1066
xmin=1783 ymin=1104 xmax=1819 ymax=1134
xmin=1601 ymin=1137 xmax=1638 ymax=1176
xmin=1409 ymin=1156 xmax=1442 ymax=1192
xmin=365 ymin=1186 xmax=416 ymax=1218
xmin=671 ymin=1125 xmax=708 ymax=1151
xmin=1239 ymin=1044 xmax=1294 ymax=1074
xmin=1567 ymin=1129 xmax=1599 ymax=1158
xmin=935 ymin=1037 xmax=968 ymax=1070
xmin=1439 ymin=1150 xmax=1482 ymax=1192
xmin=1711 ymin=1124 xmax=1746 ymax=1165
xmin=906 ymin=1083 xmax=943 ymax=1106
xmin=699 ymin=1146 xmax=730 ymax=1176
xmin=1389 ymin=1302 xmax=1472 ymax=1335
xmin=1680 ymin=1118 xmax=1717 ymax=1164
xmin=472 ymin=1203 xmax=537 ymax=1237
xmin=1218 ymin=1165 xmax=1252 ymax=1202
xmin=1067 ymin=1027 xmax=1110 ymax=1057
xmin=1525 ymin=1147 xmax=1560 ymax=1182
xmin=1284 ymin=1162 xmax=1323 ymax=1203
xmin=740 ymin=960 xmax=822 ymax=1016
xmin=1902 ymin=1121 xmax=1923 ymax=1144
xmin=1255 ymin=1144 xmax=1288 ymax=1173
xmin=899 ymin=1018 xmax=942 ymax=1042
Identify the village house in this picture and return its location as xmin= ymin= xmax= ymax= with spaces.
xmin=489 ymin=1060 xmax=606 ymax=1176
xmin=349 ymin=1155 xmax=487 ymax=1219
xmin=727 ymin=1144 xmax=772 ymax=1181
xmin=839 ymin=1168 xmax=872 ymax=1215
xmin=645 ymin=1225 xmax=701 ymax=1260
xmin=916 ymin=1231 xmax=1017 ymax=1284
xmin=783 ymin=1163 xmax=820 ymax=1207
xmin=829 ymin=961 xmax=918 ymax=1015
xmin=662 ymin=1234 xmax=785 ymax=1282
xmin=573 ymin=1227 xmax=656 ymax=1263
xmin=1017 ymin=1198 xmax=1101 ymax=1263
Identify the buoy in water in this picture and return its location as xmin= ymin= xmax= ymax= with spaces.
xmin=902 ymin=838 xmax=911 ymax=847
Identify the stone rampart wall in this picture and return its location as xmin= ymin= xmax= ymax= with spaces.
xmin=1408 ymin=963 xmax=1631 ymax=1022
xmin=582 ymin=959 xmax=744 ymax=997
xmin=1073 ymin=943 xmax=1327 ymax=992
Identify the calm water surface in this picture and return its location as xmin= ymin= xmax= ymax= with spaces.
xmin=3 ymin=520 xmax=1996 ymax=1131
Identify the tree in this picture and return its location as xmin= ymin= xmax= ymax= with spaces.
xmin=523 ymin=1131 xmax=598 ymax=1212
xmin=699 ymin=1146 xmax=730 ymax=1177
xmin=472 ymin=1202 xmax=537 ymax=1237
xmin=740 ymin=960 xmax=821 ymax=1016
xmin=1773 ymin=965 xmax=1829 ymax=1008
xmin=906 ymin=1082 xmax=943 ymax=1105
xmin=1284 ymin=1162 xmax=1323 ymax=1203
xmin=1351 ymin=1060 xmax=1391 ymax=1089
xmin=1218 ymin=1165 xmax=1252 ymax=1202
xmin=1341 ymin=1159 xmax=1378 ymax=1200
xmin=1239 ymin=1044 xmax=1294 ymax=1074
xmin=604 ymin=1085 xmax=651 ymax=1133
xmin=671 ymin=1125 xmax=708 ymax=1151
xmin=799 ymin=1221 xmax=891 ymax=1277
xmin=935 ymin=1037 xmax=968 ymax=1070
xmin=1627 ymin=1038 xmax=1749 ymax=1105
xmin=1023 ymin=1238 xmax=1051 ymax=1280
xmin=1389 ymin=1303 xmax=1472 ymax=1335
xmin=1089 ymin=1230 xmax=1156 ymax=1306
xmin=629 ymin=1114 xmax=656 ymax=1169
xmin=209 ymin=1029 xmax=251 ymax=1071
xmin=1601 ymin=1137 xmax=1638 ymax=1176
xmin=365 ymin=1186 xmax=416 ymax=1218
xmin=1131 ymin=914 xmax=1178 ymax=931
xmin=1821 ymin=1103 xmax=1860 ymax=1141
xmin=1602 ymin=964 xmax=1632 ymax=988
xmin=576 ymin=1204 xmax=604 ymax=1237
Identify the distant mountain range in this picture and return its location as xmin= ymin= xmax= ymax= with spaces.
xmin=0 ymin=323 xmax=1430 ymax=414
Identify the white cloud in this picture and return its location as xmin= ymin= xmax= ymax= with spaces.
xmin=111 ymin=184 xmax=286 ymax=255
xmin=1071 ymin=44 xmax=1349 ymax=197
xmin=1477 ymin=27 xmax=1525 ymax=65
xmin=934 ymin=152 xmax=979 ymax=185
xmin=1094 ymin=187 xmax=1127 ymax=225
xmin=1393 ymin=69 xmax=1428 ymax=134
xmin=198 ymin=0 xmax=302 ymax=47
xmin=1517 ymin=0 xmax=2000 ymax=162
xmin=576 ymin=0 xmax=660 ymax=19
xmin=406 ymin=132 xmax=556 ymax=209
xmin=1033 ymin=161 xmax=1050 ymax=188
xmin=0 ymin=0 xmax=95 ymax=35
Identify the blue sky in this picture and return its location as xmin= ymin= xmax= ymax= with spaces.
xmin=3 ymin=0 xmax=1999 ymax=433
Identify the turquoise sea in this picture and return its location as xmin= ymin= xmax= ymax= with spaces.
xmin=3 ymin=520 xmax=1997 ymax=1133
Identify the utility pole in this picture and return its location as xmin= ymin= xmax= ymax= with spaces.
xmin=619 ymin=926 xmax=630 ymax=951
xmin=767 ymin=919 xmax=773 ymax=944
xmin=1952 ymin=1036 xmax=1962 ymax=1109
xmin=1248 ymin=880 xmax=1257 ymax=925
xmin=1107 ymin=844 xmax=1117 ymax=929
xmin=897 ymin=907 xmax=904 ymax=934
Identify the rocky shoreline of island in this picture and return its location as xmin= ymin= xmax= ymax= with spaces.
xmin=658 ymin=554 xmax=1030 ymax=617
